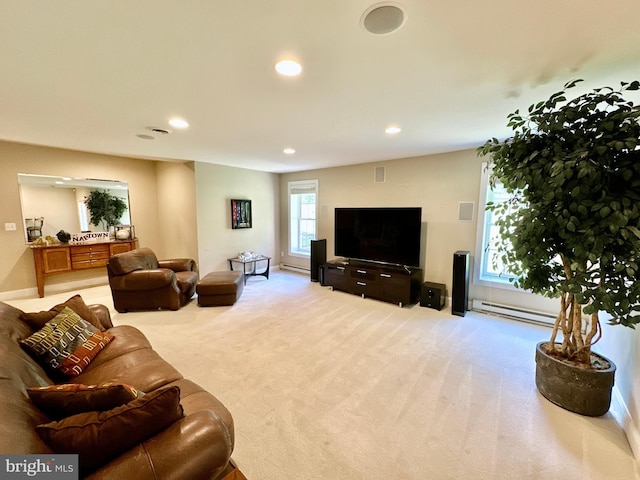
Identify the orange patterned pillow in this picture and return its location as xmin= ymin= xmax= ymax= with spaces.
xmin=28 ymin=383 xmax=144 ymax=419
xmin=20 ymin=307 xmax=113 ymax=376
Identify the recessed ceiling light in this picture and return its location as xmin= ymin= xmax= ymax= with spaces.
xmin=275 ymin=60 xmax=302 ymax=77
xmin=136 ymin=134 xmax=155 ymax=140
xmin=169 ymin=118 xmax=189 ymax=129
xmin=283 ymin=147 xmax=296 ymax=154
xmin=385 ymin=126 xmax=402 ymax=134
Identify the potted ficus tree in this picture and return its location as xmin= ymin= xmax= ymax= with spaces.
xmin=477 ymin=79 xmax=640 ymax=416
xmin=84 ymin=190 xmax=128 ymax=232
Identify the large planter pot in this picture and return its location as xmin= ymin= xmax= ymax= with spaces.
xmin=535 ymin=342 xmax=616 ymax=417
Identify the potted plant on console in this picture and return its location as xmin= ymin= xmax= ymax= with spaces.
xmin=84 ymin=189 xmax=128 ymax=232
xmin=477 ymin=79 xmax=640 ymax=416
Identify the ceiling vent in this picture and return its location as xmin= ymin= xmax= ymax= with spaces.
xmin=146 ymin=126 xmax=172 ymax=135
xmin=361 ymin=3 xmax=406 ymax=35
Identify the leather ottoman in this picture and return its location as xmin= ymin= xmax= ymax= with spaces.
xmin=197 ymin=271 xmax=244 ymax=306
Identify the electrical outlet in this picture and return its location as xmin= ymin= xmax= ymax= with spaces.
xmin=4 ymin=223 xmax=16 ymax=231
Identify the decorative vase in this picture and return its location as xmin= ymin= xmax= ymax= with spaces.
xmin=535 ymin=342 xmax=616 ymax=417
xmin=115 ymin=229 xmax=130 ymax=240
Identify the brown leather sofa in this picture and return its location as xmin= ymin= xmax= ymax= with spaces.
xmin=0 ymin=299 xmax=236 ymax=479
xmin=108 ymin=247 xmax=198 ymax=312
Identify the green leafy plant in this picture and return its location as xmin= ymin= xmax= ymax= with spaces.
xmin=84 ymin=190 xmax=128 ymax=230
xmin=477 ymin=79 xmax=640 ymax=365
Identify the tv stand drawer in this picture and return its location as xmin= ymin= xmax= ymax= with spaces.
xmin=349 ymin=267 xmax=377 ymax=282
xmin=349 ymin=278 xmax=380 ymax=297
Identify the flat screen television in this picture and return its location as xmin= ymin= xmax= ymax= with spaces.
xmin=334 ymin=207 xmax=422 ymax=267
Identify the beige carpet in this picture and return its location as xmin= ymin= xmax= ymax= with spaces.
xmin=7 ymin=271 xmax=640 ymax=480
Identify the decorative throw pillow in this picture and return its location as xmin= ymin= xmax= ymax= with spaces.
xmin=28 ymin=383 xmax=144 ymax=420
xmin=20 ymin=294 xmax=105 ymax=331
xmin=36 ymin=386 xmax=184 ymax=475
xmin=20 ymin=307 xmax=113 ymax=376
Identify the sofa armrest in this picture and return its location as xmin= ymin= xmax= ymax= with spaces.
xmin=158 ymin=258 xmax=198 ymax=273
xmin=88 ymin=304 xmax=113 ymax=330
xmin=109 ymin=269 xmax=177 ymax=291
xmin=85 ymin=410 xmax=232 ymax=480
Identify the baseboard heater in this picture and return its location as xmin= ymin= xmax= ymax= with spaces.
xmin=472 ymin=299 xmax=556 ymax=328
xmin=280 ymin=264 xmax=310 ymax=275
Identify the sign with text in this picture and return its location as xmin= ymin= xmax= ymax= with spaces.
xmin=0 ymin=455 xmax=78 ymax=479
xmin=70 ymin=231 xmax=109 ymax=243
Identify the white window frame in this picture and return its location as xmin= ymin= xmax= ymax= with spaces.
xmin=473 ymin=163 xmax=519 ymax=290
xmin=288 ymin=180 xmax=318 ymax=258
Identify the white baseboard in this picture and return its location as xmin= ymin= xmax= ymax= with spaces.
xmin=280 ymin=264 xmax=310 ymax=275
xmin=0 ymin=277 xmax=109 ymax=301
xmin=610 ymin=386 xmax=640 ymax=459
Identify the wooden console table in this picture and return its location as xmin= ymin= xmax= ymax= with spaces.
xmin=31 ymin=240 xmax=137 ymax=297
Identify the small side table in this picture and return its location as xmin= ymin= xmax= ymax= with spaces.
xmin=228 ymin=255 xmax=271 ymax=284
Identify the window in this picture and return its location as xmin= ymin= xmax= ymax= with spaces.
xmin=288 ymin=180 xmax=318 ymax=257
xmin=474 ymin=164 xmax=518 ymax=287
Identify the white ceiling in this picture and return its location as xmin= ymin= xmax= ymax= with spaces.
xmin=2 ymin=1 xmax=640 ymax=174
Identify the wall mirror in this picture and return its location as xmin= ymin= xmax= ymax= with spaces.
xmin=18 ymin=173 xmax=130 ymax=243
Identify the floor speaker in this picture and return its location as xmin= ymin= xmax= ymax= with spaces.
xmin=452 ymin=251 xmax=470 ymax=316
xmin=310 ymin=239 xmax=327 ymax=283
xmin=420 ymin=282 xmax=446 ymax=310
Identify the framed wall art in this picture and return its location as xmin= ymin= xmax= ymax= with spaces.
xmin=231 ymin=199 xmax=252 ymax=229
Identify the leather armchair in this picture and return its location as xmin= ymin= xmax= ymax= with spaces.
xmin=108 ymin=247 xmax=198 ymax=312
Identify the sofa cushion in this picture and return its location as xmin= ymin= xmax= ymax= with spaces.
xmin=109 ymin=247 xmax=159 ymax=276
xmin=28 ymin=383 xmax=143 ymax=420
xmin=20 ymin=294 xmax=105 ymax=331
xmin=36 ymin=386 xmax=184 ymax=475
xmin=20 ymin=307 xmax=113 ymax=377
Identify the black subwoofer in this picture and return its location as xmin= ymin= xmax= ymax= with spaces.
xmin=310 ymin=239 xmax=327 ymax=283
xmin=452 ymin=251 xmax=470 ymax=316
xmin=420 ymin=282 xmax=446 ymax=310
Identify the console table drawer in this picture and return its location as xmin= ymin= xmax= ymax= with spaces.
xmin=71 ymin=245 xmax=110 ymax=255
xmin=71 ymin=245 xmax=110 ymax=269
xmin=71 ymin=255 xmax=110 ymax=269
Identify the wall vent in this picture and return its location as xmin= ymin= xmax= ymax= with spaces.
xmin=374 ymin=166 xmax=386 ymax=183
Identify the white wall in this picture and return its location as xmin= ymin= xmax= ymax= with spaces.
xmin=194 ymin=162 xmax=279 ymax=275
xmin=281 ymin=149 xmax=490 ymax=297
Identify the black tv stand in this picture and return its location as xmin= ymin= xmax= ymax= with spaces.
xmin=322 ymin=259 xmax=423 ymax=307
